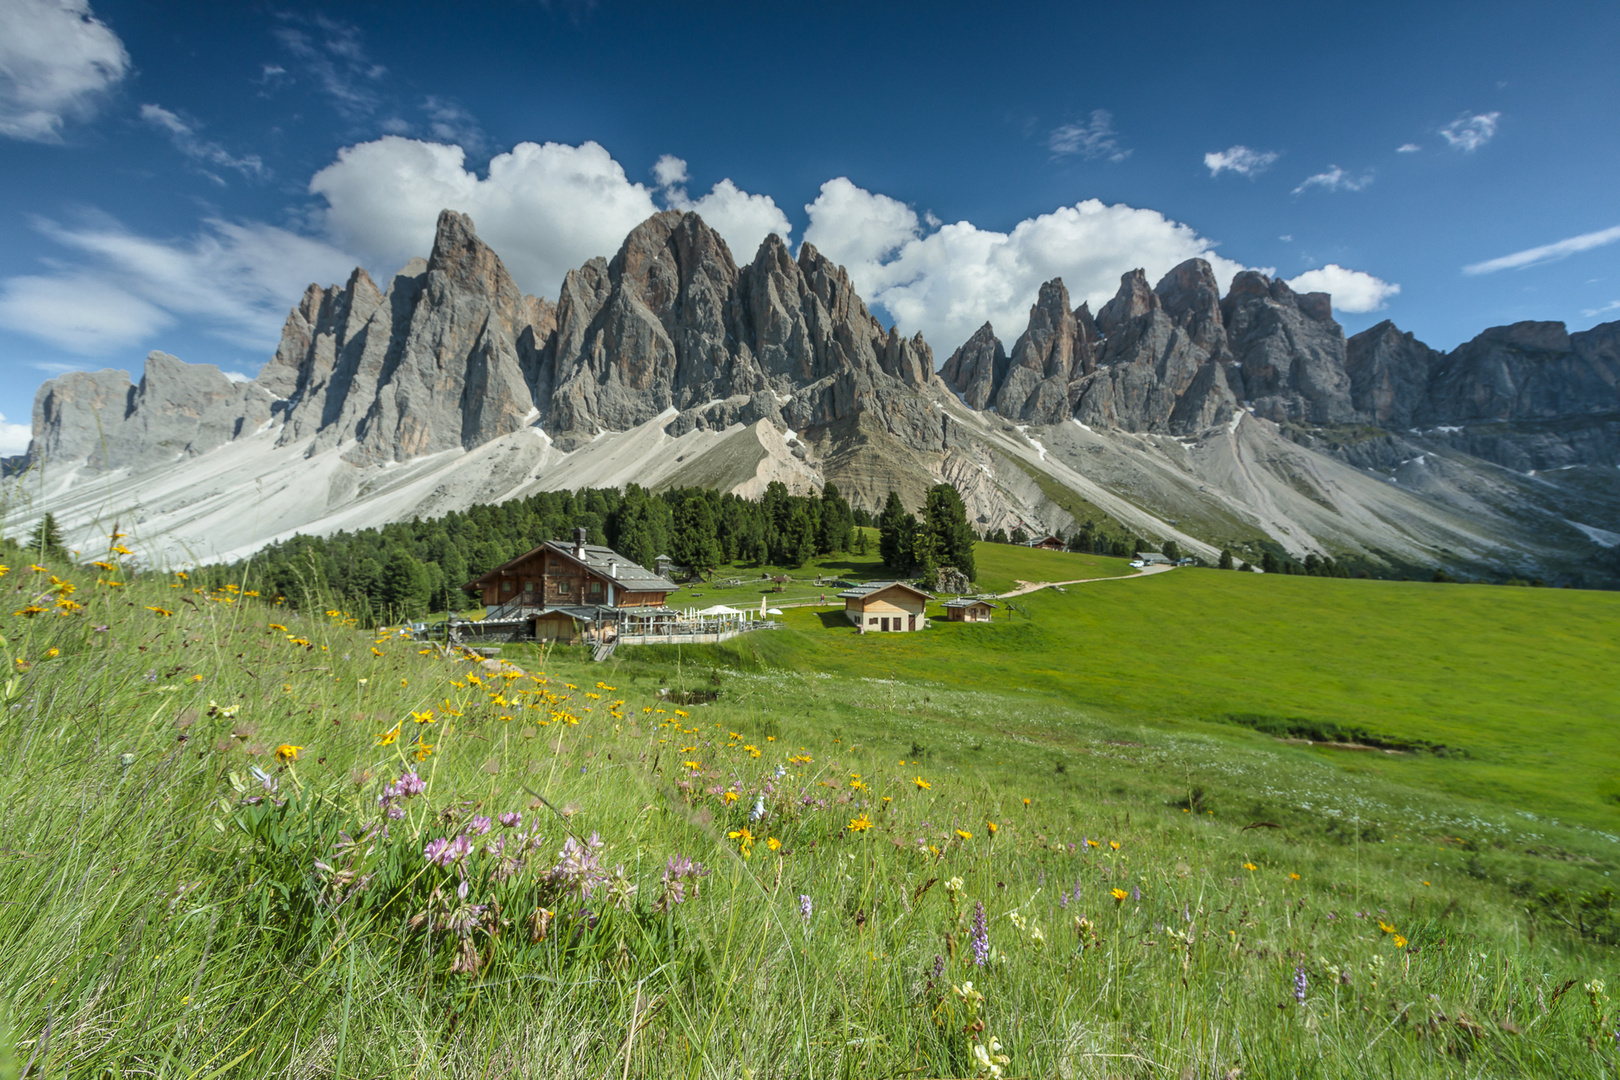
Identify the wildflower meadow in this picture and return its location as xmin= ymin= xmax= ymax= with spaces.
xmin=0 ymin=533 xmax=1617 ymax=1078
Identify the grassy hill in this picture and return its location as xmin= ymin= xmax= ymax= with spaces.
xmin=1 ymin=538 xmax=1616 ymax=1078
xmin=677 ymin=542 xmax=1620 ymax=833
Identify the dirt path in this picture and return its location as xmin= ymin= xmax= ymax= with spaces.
xmin=997 ymin=562 xmax=1174 ymax=598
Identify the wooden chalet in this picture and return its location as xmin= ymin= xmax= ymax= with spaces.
xmin=837 ymin=580 xmax=932 ymax=633
xmin=943 ymin=598 xmax=995 ymax=623
xmin=463 ymin=528 xmax=678 ymax=644
xmin=1026 ymin=534 xmax=1065 ymax=551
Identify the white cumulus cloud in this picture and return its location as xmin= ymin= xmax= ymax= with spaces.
xmin=804 ymin=179 xmax=1262 ymax=354
xmin=1292 ymin=165 xmax=1373 ymax=195
xmin=312 ymin=138 xmax=790 ymax=296
xmin=0 ymin=0 xmax=129 ymax=142
xmin=1047 ymin=110 xmax=1131 ymax=162
xmin=1396 ymin=142 xmax=1422 ymax=153
xmin=1440 ymin=111 xmax=1500 ymax=152
xmin=654 ymin=155 xmax=792 ymax=259
xmin=1284 ymin=264 xmax=1400 ymax=313
xmin=1463 ymin=223 xmax=1620 ymax=275
xmin=0 ymin=411 xmax=34 ymax=456
xmin=1204 ymin=145 xmax=1279 ymax=178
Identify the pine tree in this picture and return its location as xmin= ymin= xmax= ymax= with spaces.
xmin=878 ymin=491 xmax=912 ymax=571
xmin=921 ymin=483 xmax=976 ymax=581
xmin=26 ymin=513 xmax=65 ymax=558
xmin=671 ymin=494 xmax=722 ymax=574
xmin=1218 ymin=548 xmax=1234 ymax=570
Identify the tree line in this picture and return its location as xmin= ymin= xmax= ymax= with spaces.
xmin=191 ymin=482 xmax=862 ymax=621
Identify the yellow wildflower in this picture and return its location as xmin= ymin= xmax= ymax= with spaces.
xmin=986 ymin=821 xmax=998 ymax=835
xmin=1111 ymin=888 xmax=1129 ymax=903
xmin=727 ymin=827 xmax=754 ymax=858
xmin=275 ymin=744 xmax=303 ymax=763
xmin=411 ymin=710 xmax=435 ymax=725
xmin=955 ymin=829 xmax=973 ymax=841
xmin=1393 ymin=934 xmax=1408 ymax=948
xmin=913 ymin=776 xmax=931 ymax=790
xmin=45 ymin=647 xmax=59 ymax=658
xmin=723 ymin=790 xmax=739 ymax=805
xmin=1242 ymin=862 xmax=1257 ymax=871
xmin=145 ymin=606 xmax=173 ymax=617
xmin=848 ymin=814 xmax=873 ymax=833
xmin=376 ymin=722 xmax=401 ymax=746
xmin=766 ymin=837 xmax=781 ymax=852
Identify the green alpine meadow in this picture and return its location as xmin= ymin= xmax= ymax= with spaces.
xmin=1 ymin=533 xmax=1615 ymax=1079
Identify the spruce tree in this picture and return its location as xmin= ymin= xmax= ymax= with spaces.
xmin=26 ymin=513 xmax=65 ymax=558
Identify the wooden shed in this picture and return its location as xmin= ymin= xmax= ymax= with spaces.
xmin=943 ymin=598 xmax=995 ymax=622
xmin=837 ymin=580 xmax=932 ymax=633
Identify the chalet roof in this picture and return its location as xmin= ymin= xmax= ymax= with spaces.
xmin=944 ymin=597 xmax=994 ymax=609
xmin=837 ymin=580 xmax=933 ymax=601
xmin=465 ymin=539 xmax=679 ymax=592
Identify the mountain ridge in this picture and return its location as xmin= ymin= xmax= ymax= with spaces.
xmin=7 ymin=208 xmax=1619 ymax=586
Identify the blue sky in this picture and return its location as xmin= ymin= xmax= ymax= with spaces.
xmin=1 ymin=0 xmax=1618 ymax=453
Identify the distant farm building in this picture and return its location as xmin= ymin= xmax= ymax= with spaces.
xmin=838 ymin=580 xmax=932 ymax=633
xmin=1025 ymin=535 xmax=1065 ymax=551
xmin=944 ymin=598 xmax=995 ymax=622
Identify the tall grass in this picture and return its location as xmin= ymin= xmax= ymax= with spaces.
xmin=0 ymin=541 xmax=1616 ymax=1078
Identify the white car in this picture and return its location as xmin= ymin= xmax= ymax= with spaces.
xmin=1129 ymin=559 xmax=1145 ymax=568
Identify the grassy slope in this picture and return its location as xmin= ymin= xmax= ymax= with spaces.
xmin=2 ymin=543 xmax=1617 ymax=1078
xmin=687 ymin=543 xmax=1620 ymax=832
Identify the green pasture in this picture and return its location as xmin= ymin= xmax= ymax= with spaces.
xmin=1 ymin=540 xmax=1617 ymax=1078
xmin=683 ymin=547 xmax=1620 ymax=833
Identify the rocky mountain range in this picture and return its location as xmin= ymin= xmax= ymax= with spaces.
xmin=7 ymin=208 xmax=1619 ymax=585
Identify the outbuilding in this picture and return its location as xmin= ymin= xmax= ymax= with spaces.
xmin=837 ymin=580 xmax=932 ymax=633
xmin=943 ymin=598 xmax=995 ymax=623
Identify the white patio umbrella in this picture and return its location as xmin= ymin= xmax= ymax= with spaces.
xmin=759 ymin=594 xmax=767 ymax=618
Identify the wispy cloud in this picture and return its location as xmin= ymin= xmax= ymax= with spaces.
xmin=273 ymin=14 xmax=386 ymax=117
xmin=1463 ymin=224 xmax=1620 ymax=275
xmin=0 ymin=0 xmax=130 ymax=142
xmin=1440 ymin=111 xmax=1500 ymax=152
xmin=1396 ymin=142 xmax=1421 ymax=153
xmin=421 ymin=96 xmax=486 ymax=155
xmin=1582 ymin=299 xmax=1620 ymax=319
xmin=139 ymin=104 xmax=266 ymax=181
xmin=1291 ymin=165 xmax=1373 ymax=195
xmin=1047 ymin=110 xmax=1131 ymax=162
xmin=0 ymin=211 xmax=357 ymax=354
xmin=1204 ymin=145 xmax=1279 ymax=178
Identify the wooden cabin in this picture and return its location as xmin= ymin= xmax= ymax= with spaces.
xmin=943 ymin=598 xmax=995 ymax=622
xmin=837 ymin=580 xmax=932 ymax=633
xmin=463 ymin=528 xmax=677 ymax=642
xmin=1026 ymin=534 xmax=1065 ymax=551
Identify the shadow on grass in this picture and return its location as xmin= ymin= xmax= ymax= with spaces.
xmin=814 ymin=611 xmax=857 ymax=630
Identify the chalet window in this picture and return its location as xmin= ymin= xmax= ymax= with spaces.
xmin=558 ymin=581 xmax=570 ymax=595
xmin=589 ymin=580 xmax=602 ymax=595
xmin=502 ymin=581 xmax=513 ymax=593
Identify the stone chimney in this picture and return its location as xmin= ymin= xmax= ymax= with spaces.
xmin=573 ymin=526 xmax=587 ymax=558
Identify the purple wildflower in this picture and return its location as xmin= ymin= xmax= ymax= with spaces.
xmin=499 ymin=812 xmax=522 ymax=828
xmin=928 ymin=953 xmax=944 ymax=989
xmin=1293 ymin=965 xmax=1308 ymax=1005
xmin=798 ymin=894 xmax=813 ymax=922
xmin=423 ymin=837 xmax=452 ymax=866
xmin=970 ymin=900 xmax=990 ymax=967
xmin=396 ymin=771 xmax=426 ymax=796
xmin=1131 ymin=884 xmax=1141 ymax=902
xmin=457 ymin=878 xmax=470 ymax=901
xmin=1059 ymin=893 xmax=1069 ymax=909
xmin=468 ymin=815 xmax=493 ymax=836
xmin=658 ymin=855 xmax=710 ymax=909
xmin=551 ymin=832 xmax=609 ymax=898
xmin=446 ymin=834 xmax=473 ymax=862
xmin=385 ymin=802 xmax=406 ymax=820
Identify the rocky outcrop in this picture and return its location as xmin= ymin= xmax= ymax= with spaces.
xmin=542 ymin=213 xmax=946 ymax=454
xmin=27 ymin=352 xmax=272 ymax=471
xmin=1345 ymin=320 xmax=1439 ymax=429
xmin=940 ymin=323 xmax=1007 ymax=411
xmin=1221 ymin=271 xmax=1354 ymax=425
